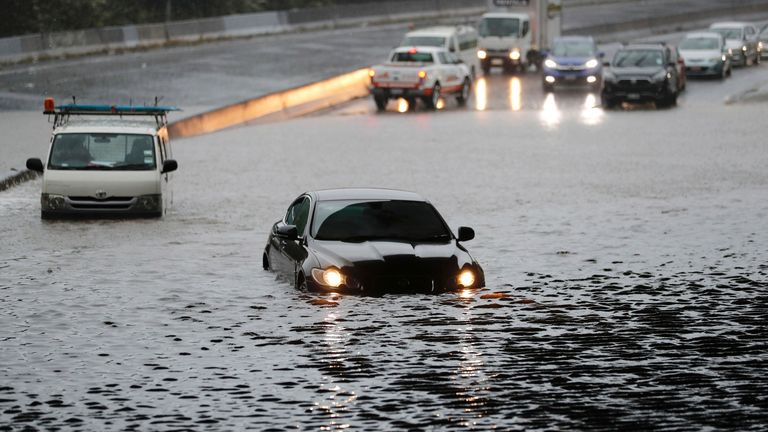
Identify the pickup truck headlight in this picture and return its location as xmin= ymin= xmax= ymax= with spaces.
xmin=544 ymin=58 xmax=557 ymax=68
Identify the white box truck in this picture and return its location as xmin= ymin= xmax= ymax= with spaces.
xmin=477 ymin=0 xmax=562 ymax=74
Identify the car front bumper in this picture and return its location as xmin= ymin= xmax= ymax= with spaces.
xmin=685 ymin=62 xmax=726 ymax=76
xmin=602 ymin=80 xmax=667 ymax=101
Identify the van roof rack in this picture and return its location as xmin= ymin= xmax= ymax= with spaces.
xmin=43 ymin=98 xmax=180 ymax=129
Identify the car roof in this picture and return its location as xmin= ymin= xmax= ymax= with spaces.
xmin=311 ymin=188 xmax=427 ymax=202
xmin=53 ymin=118 xmax=161 ymax=135
xmin=619 ymin=43 xmax=665 ymax=51
xmin=684 ymin=31 xmax=724 ymax=39
xmin=554 ymin=36 xmax=594 ymax=43
xmin=710 ymin=22 xmax=749 ymax=28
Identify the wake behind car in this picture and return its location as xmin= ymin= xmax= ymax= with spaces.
xmin=542 ymin=36 xmax=603 ymax=91
xmin=709 ymin=22 xmax=761 ymax=67
xmin=679 ymin=32 xmax=732 ymax=79
xmin=601 ymin=43 xmax=681 ymax=109
xmin=368 ymin=46 xmax=472 ymax=111
xmin=263 ymin=188 xmax=485 ymax=294
xmin=25 ymin=99 xmax=179 ymax=219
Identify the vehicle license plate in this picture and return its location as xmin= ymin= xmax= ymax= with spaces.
xmin=690 ymin=66 xmax=702 ymax=72
xmin=565 ymin=76 xmax=576 ymax=81
xmin=627 ymin=93 xmax=640 ymax=100
xmin=491 ymin=59 xmax=503 ymax=65
xmin=390 ymin=89 xmax=403 ymax=95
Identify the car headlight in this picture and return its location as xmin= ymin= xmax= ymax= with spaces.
xmin=603 ymin=69 xmax=616 ymax=82
xmin=41 ymin=193 xmax=66 ymax=210
xmin=759 ymin=41 xmax=764 ymax=51
xmin=311 ymin=267 xmax=345 ymax=288
xmin=728 ymin=48 xmax=733 ymax=55
xmin=509 ymin=49 xmax=521 ymax=60
xmin=719 ymin=55 xmax=726 ymax=62
xmin=457 ymin=269 xmax=475 ymax=288
xmin=477 ymin=49 xmax=487 ymax=59
xmin=652 ymin=70 xmax=668 ymax=81
xmin=544 ymin=58 xmax=557 ymax=68
xmin=742 ymin=45 xmax=747 ymax=52
xmin=585 ymin=58 xmax=599 ymax=68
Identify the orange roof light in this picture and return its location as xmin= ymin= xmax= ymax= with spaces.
xmin=368 ymin=68 xmax=375 ymax=77
xmin=44 ymin=97 xmax=55 ymax=113
xmin=408 ymin=47 xmax=418 ymax=54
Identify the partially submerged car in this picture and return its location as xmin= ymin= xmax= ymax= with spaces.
xmin=263 ymin=188 xmax=485 ymax=294
xmin=26 ymin=99 xmax=179 ymax=219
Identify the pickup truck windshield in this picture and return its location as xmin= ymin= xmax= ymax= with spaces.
xmin=312 ymin=200 xmax=451 ymax=243
xmin=401 ymin=36 xmax=446 ymax=47
xmin=391 ymin=52 xmax=434 ymax=62
xmin=48 ymin=133 xmax=156 ymax=170
xmin=479 ymin=18 xmax=520 ymax=37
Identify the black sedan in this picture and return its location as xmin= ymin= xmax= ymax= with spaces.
xmin=263 ymin=188 xmax=485 ymax=294
xmin=602 ymin=43 xmax=681 ymax=108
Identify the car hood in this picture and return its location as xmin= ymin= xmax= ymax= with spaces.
xmin=679 ymin=49 xmax=722 ymax=61
xmin=312 ymin=240 xmax=465 ymax=267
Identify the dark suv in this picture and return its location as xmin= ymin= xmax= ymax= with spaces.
xmin=601 ymin=43 xmax=681 ymax=108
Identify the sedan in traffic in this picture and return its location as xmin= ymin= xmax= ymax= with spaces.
xmin=709 ymin=22 xmax=761 ymax=67
xmin=263 ymin=188 xmax=485 ymax=294
xmin=678 ymin=32 xmax=732 ymax=79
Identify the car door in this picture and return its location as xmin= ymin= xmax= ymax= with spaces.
xmin=271 ymin=196 xmax=311 ymax=282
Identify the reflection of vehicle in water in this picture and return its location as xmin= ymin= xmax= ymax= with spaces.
xmin=476 ymin=0 xmax=562 ymax=74
xmin=368 ymin=46 xmax=472 ymax=111
xmin=541 ymin=36 xmax=603 ymax=91
xmin=26 ymin=99 xmax=179 ymax=218
xmin=709 ymin=22 xmax=761 ymax=67
xmin=400 ymin=26 xmax=480 ymax=78
xmin=263 ymin=188 xmax=485 ymax=294
xmin=601 ymin=43 xmax=681 ymax=109
xmin=678 ymin=32 xmax=732 ymax=79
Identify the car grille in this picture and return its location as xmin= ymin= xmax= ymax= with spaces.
xmin=68 ymin=196 xmax=134 ymax=210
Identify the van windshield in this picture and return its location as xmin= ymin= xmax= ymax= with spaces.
xmin=48 ymin=133 xmax=156 ymax=170
xmin=479 ymin=18 xmax=520 ymax=37
xmin=401 ymin=36 xmax=446 ymax=47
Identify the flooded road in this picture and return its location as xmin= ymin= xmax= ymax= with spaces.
xmin=3 ymin=65 xmax=768 ymax=430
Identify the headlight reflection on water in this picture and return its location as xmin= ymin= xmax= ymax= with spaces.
xmin=509 ymin=77 xmax=522 ymax=111
xmin=396 ymin=98 xmax=409 ymax=113
xmin=580 ymin=93 xmax=604 ymax=126
xmin=475 ymin=77 xmax=487 ymax=111
xmin=539 ymin=93 xmax=561 ymax=128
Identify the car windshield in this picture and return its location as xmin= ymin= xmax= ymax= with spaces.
xmin=679 ymin=37 xmax=720 ymax=50
xmin=48 ymin=133 xmax=156 ymax=170
xmin=711 ymin=28 xmax=742 ymax=40
xmin=552 ymin=40 xmax=594 ymax=57
xmin=391 ymin=51 xmax=434 ymax=62
xmin=312 ymin=199 xmax=452 ymax=243
xmin=479 ymin=18 xmax=519 ymax=37
xmin=613 ymin=49 xmax=663 ymax=67
xmin=401 ymin=36 xmax=446 ymax=47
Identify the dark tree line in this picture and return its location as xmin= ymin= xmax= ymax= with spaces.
xmin=2 ymin=0 xmax=385 ymax=38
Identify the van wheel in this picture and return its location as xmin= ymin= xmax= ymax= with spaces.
xmin=456 ymin=78 xmax=471 ymax=106
xmin=374 ymin=96 xmax=388 ymax=111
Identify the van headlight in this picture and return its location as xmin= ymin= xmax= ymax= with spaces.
xmin=477 ymin=49 xmax=487 ymax=59
xmin=509 ymin=49 xmax=521 ymax=60
xmin=312 ymin=267 xmax=345 ymax=288
xmin=136 ymin=194 xmax=161 ymax=211
xmin=41 ymin=193 xmax=66 ymax=210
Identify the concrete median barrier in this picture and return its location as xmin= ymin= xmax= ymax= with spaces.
xmin=167 ymin=68 xmax=371 ymax=138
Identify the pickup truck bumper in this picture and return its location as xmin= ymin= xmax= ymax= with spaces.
xmin=370 ymin=86 xmax=432 ymax=98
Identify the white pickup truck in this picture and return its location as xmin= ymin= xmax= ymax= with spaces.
xmin=368 ymin=46 xmax=472 ymax=111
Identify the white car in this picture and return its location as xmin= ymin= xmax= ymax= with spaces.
xmin=26 ymin=99 xmax=179 ymax=219
xmin=679 ymin=32 xmax=732 ymax=79
xmin=709 ymin=22 xmax=761 ymax=67
xmin=368 ymin=46 xmax=472 ymax=111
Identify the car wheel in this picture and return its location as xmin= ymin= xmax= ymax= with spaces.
xmin=262 ymin=253 xmax=270 ymax=270
xmin=297 ymin=274 xmax=308 ymax=290
xmin=425 ymin=83 xmax=441 ymax=110
xmin=601 ymin=93 xmax=616 ymax=109
xmin=374 ymin=96 xmax=388 ymax=111
xmin=456 ymin=78 xmax=471 ymax=106
xmin=481 ymin=61 xmax=491 ymax=75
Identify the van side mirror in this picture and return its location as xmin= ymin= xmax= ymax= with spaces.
xmin=276 ymin=223 xmax=298 ymax=240
xmin=161 ymin=159 xmax=178 ymax=174
xmin=457 ymin=226 xmax=475 ymax=242
xmin=26 ymin=158 xmax=44 ymax=173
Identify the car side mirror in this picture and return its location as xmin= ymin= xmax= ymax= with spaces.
xmin=457 ymin=226 xmax=475 ymax=242
xmin=276 ymin=223 xmax=298 ymax=240
xmin=26 ymin=158 xmax=44 ymax=173
xmin=602 ymin=60 xmax=611 ymax=67
xmin=161 ymin=159 xmax=178 ymax=174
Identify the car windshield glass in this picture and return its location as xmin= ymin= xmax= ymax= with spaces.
xmin=48 ymin=133 xmax=156 ymax=170
xmin=613 ymin=49 xmax=663 ymax=67
xmin=479 ymin=18 xmax=519 ymax=37
xmin=711 ymin=28 xmax=742 ymax=40
xmin=401 ymin=36 xmax=446 ymax=47
xmin=552 ymin=40 xmax=594 ymax=57
xmin=391 ymin=52 xmax=434 ymax=62
xmin=679 ymin=37 xmax=720 ymax=50
xmin=312 ymin=199 xmax=452 ymax=242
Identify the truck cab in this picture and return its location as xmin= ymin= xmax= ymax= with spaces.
xmin=26 ymin=99 xmax=179 ymax=219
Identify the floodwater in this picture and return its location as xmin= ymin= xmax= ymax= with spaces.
xmin=3 ymin=71 xmax=768 ymax=429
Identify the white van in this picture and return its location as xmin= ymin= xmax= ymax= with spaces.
xmin=400 ymin=25 xmax=480 ymax=77
xmin=26 ymin=99 xmax=179 ymax=219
